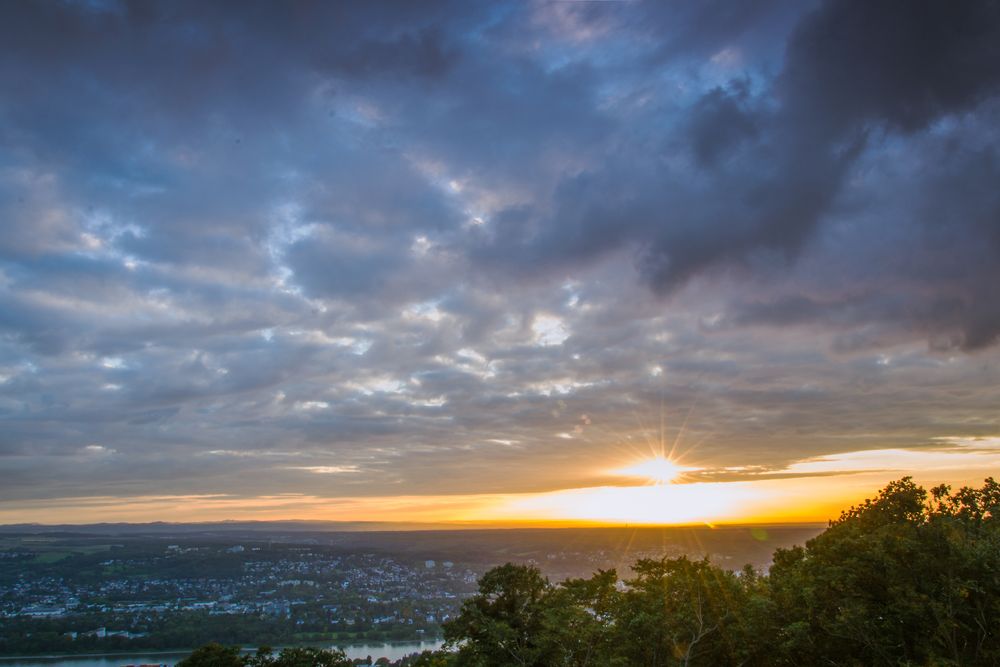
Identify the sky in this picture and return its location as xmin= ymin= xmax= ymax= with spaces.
xmin=2 ymin=0 xmax=1000 ymax=526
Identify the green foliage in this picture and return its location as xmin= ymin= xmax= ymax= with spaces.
xmin=540 ymin=569 xmax=623 ymax=666
xmin=439 ymin=477 xmax=1000 ymax=666
xmin=402 ymin=649 xmax=460 ymax=666
xmin=179 ymin=644 xmax=352 ymax=667
xmin=443 ymin=562 xmax=553 ymax=666
xmin=769 ymin=477 xmax=1000 ymax=666
xmin=616 ymin=556 xmax=770 ymax=666
xmin=266 ymin=646 xmax=353 ymax=667
xmin=177 ymin=643 xmax=245 ymax=667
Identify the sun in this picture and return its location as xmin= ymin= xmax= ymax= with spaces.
xmin=616 ymin=457 xmax=687 ymax=485
xmin=481 ymin=456 xmax=766 ymax=525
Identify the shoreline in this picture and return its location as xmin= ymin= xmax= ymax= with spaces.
xmin=0 ymin=638 xmax=445 ymax=662
xmin=0 ymin=650 xmax=189 ymax=662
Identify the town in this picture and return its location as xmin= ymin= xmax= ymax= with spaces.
xmin=0 ymin=524 xmax=820 ymax=655
xmin=1 ymin=540 xmax=475 ymax=654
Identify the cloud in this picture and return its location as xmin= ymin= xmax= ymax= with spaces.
xmin=0 ymin=0 xmax=999 ymax=515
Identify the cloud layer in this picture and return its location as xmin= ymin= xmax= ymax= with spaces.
xmin=1 ymin=0 xmax=999 ymax=515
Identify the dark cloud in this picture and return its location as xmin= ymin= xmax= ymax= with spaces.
xmin=781 ymin=0 xmax=1000 ymax=134
xmin=688 ymin=80 xmax=759 ymax=167
xmin=641 ymin=0 xmax=1000 ymax=293
xmin=319 ymin=27 xmax=460 ymax=81
xmin=725 ymin=107 xmax=1000 ymax=351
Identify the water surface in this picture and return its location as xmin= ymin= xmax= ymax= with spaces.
xmin=0 ymin=640 xmax=445 ymax=667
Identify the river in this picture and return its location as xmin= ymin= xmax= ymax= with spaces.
xmin=0 ymin=640 xmax=445 ymax=667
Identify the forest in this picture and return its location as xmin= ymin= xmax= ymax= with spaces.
xmin=181 ymin=477 xmax=1000 ymax=666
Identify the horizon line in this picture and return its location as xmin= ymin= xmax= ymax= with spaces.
xmin=0 ymin=517 xmax=829 ymax=532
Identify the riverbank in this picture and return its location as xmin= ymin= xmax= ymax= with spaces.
xmin=0 ymin=651 xmax=186 ymax=663
xmin=0 ymin=640 xmax=445 ymax=665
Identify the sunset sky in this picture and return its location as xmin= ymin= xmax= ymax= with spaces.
xmin=2 ymin=0 xmax=1000 ymax=526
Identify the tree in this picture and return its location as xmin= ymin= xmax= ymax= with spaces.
xmin=183 ymin=644 xmax=353 ymax=667
xmin=539 ymin=569 xmax=624 ymax=667
xmin=405 ymin=650 xmax=460 ymax=667
xmin=268 ymin=647 xmax=353 ymax=667
xmin=769 ymin=477 xmax=1000 ymax=665
xmin=614 ymin=556 xmax=756 ymax=666
xmin=443 ymin=562 xmax=554 ymax=666
xmin=176 ymin=643 xmax=245 ymax=667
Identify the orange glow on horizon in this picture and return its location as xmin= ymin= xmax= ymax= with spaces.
xmin=3 ymin=442 xmax=999 ymax=526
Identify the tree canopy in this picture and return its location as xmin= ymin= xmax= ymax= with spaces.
xmin=178 ymin=644 xmax=354 ymax=667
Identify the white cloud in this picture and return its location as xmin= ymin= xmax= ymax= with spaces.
xmin=532 ymin=314 xmax=570 ymax=346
